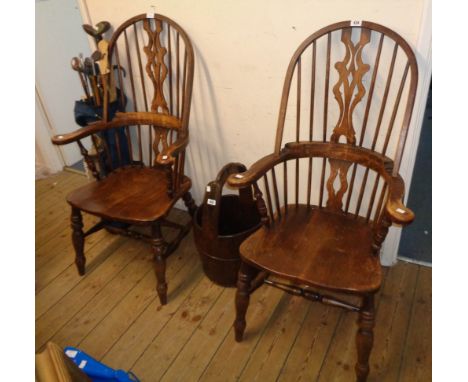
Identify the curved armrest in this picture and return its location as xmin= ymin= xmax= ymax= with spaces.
xmin=385 ymin=175 xmax=415 ymax=225
xmin=51 ymin=111 xmax=182 ymax=146
xmin=227 ymin=153 xmax=285 ymax=188
xmin=155 ymin=136 xmax=189 ymax=165
xmin=51 ymin=123 xmax=107 ymax=145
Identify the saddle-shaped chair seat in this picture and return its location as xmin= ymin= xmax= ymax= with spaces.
xmin=67 ymin=166 xmax=191 ymax=224
xmin=239 ymin=205 xmax=382 ymax=294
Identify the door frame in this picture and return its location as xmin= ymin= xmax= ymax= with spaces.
xmin=35 ymin=84 xmax=66 ymax=174
xmin=381 ymin=0 xmax=432 ymax=266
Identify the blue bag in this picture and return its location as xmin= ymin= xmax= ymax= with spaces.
xmin=64 ymin=347 xmax=140 ymax=382
xmin=73 ymin=89 xmax=131 ymax=172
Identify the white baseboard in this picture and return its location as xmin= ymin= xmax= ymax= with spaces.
xmin=398 ymin=255 xmax=432 ymax=268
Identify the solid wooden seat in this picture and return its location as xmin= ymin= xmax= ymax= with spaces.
xmin=240 ymin=205 xmax=381 ymax=293
xmin=67 ymin=166 xmax=191 ymax=224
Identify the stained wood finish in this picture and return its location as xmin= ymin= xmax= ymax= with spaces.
xmin=50 ymin=13 xmax=195 ymax=304
xmin=228 ymin=21 xmax=418 ymax=382
xmin=193 ymin=162 xmax=261 ymax=287
xmin=241 ymin=205 xmax=381 ymax=293
xmin=36 ymin=171 xmax=431 ymax=382
xmin=67 ymin=167 xmax=191 ymax=224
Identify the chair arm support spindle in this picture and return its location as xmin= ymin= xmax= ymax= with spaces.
xmin=76 ymin=140 xmax=100 ymax=180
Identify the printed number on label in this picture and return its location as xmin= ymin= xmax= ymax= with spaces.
xmin=207 ymin=199 xmax=216 ymax=206
xmin=350 ymin=20 xmax=362 ymax=26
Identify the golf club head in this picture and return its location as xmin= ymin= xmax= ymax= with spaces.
xmin=70 ymin=57 xmax=83 ymax=72
xmin=82 ymin=21 xmax=111 ymax=42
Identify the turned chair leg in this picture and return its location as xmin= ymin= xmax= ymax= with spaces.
xmin=234 ymin=261 xmax=257 ymax=342
xmin=182 ymin=192 xmax=197 ymax=217
xmin=71 ymin=207 xmax=86 ymax=276
xmin=355 ymin=294 xmax=375 ymax=382
xmin=152 ymin=222 xmax=168 ymax=305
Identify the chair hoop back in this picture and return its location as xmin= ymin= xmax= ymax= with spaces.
xmin=274 ymin=20 xmax=418 ymax=176
xmin=108 ymin=13 xmax=195 ymax=132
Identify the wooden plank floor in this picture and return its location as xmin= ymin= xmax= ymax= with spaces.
xmin=36 ymin=171 xmax=432 ymax=382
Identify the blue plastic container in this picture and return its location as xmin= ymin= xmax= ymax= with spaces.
xmin=64 ymin=347 xmax=139 ymax=382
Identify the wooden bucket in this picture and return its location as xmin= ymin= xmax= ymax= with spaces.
xmin=193 ymin=163 xmax=261 ymax=287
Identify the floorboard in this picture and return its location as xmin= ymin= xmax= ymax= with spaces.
xmin=35 ymin=172 xmax=432 ymax=381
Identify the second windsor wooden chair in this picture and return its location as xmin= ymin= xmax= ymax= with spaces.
xmin=227 ymin=20 xmax=418 ymax=381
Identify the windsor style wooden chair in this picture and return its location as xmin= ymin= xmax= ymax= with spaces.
xmin=51 ymin=13 xmax=196 ymax=305
xmin=228 ymin=21 xmax=417 ymax=381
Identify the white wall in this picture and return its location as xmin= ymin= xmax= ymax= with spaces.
xmin=35 ymin=87 xmax=64 ymax=176
xmin=77 ymin=0 xmax=431 ymax=264
xmin=36 ymin=0 xmax=92 ymax=167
